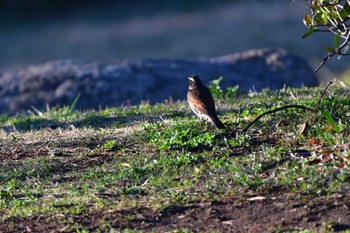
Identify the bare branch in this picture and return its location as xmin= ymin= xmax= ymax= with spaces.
xmin=314 ymin=53 xmax=333 ymax=73
xmin=315 ymin=81 xmax=333 ymax=108
xmin=241 ymin=105 xmax=315 ymax=133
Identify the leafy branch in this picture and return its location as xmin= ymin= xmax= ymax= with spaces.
xmin=303 ymin=0 xmax=350 ymax=72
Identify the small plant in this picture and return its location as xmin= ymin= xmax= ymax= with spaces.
xmin=103 ymin=140 xmax=117 ymax=150
xmin=0 ymin=114 xmax=8 ymax=124
xmin=208 ymin=76 xmax=240 ymax=99
xmin=144 ymin=121 xmax=218 ymax=151
xmin=0 ymin=186 xmax=14 ymax=202
xmin=0 ymin=181 xmax=16 ymax=207
xmin=46 ymin=93 xmax=81 ymax=120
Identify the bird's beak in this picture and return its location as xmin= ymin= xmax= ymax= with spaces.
xmin=188 ymin=76 xmax=194 ymax=82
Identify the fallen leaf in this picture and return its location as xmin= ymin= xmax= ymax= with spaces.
xmin=247 ymin=196 xmax=267 ymax=201
xmin=121 ymin=163 xmax=131 ymax=168
xmin=327 ymin=125 xmax=334 ymax=131
xmin=319 ymin=153 xmax=334 ymax=163
xmin=308 ymin=138 xmax=323 ymax=146
xmin=222 ymin=220 xmax=234 ymax=225
xmin=339 ymin=161 xmax=346 ymax=169
xmin=298 ymin=122 xmax=308 ymax=135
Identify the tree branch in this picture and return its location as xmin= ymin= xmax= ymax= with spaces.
xmin=314 ymin=29 xmax=350 ymax=72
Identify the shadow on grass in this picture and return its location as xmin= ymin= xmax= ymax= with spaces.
xmin=0 ymin=149 xmax=116 ymax=182
xmin=6 ymin=112 xmax=186 ymax=133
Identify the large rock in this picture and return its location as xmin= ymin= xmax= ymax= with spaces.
xmin=0 ymin=48 xmax=318 ymax=115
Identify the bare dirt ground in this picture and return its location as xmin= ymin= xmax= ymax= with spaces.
xmin=1 ymin=139 xmax=349 ymax=233
xmin=1 ymin=192 xmax=350 ymax=232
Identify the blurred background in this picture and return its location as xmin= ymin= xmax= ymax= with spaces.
xmin=0 ymin=0 xmax=345 ymax=80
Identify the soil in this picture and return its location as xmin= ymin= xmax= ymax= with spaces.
xmin=1 ymin=130 xmax=350 ymax=232
xmin=1 ymin=192 xmax=350 ymax=232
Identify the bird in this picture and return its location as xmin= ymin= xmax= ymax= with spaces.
xmin=187 ymin=75 xmax=225 ymax=129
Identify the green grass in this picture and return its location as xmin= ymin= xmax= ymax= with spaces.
xmin=0 ymin=81 xmax=350 ymax=231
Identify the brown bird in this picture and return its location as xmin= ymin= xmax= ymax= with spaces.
xmin=187 ymin=75 xmax=225 ymax=129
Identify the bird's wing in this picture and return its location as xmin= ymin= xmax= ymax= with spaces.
xmin=188 ymin=86 xmax=216 ymax=116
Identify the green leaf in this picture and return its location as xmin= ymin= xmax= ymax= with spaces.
xmin=330 ymin=11 xmax=339 ymax=20
xmin=334 ymin=32 xmax=341 ymax=48
xmin=321 ymin=109 xmax=339 ymax=132
xmin=340 ymin=2 xmax=350 ymax=18
xmin=322 ymin=45 xmax=336 ymax=53
xmin=313 ymin=14 xmax=324 ymax=25
xmin=322 ymin=10 xmax=329 ymax=24
xmin=302 ymin=28 xmax=315 ymax=38
xmin=68 ymin=92 xmax=80 ymax=113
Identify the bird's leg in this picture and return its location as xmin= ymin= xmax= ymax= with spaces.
xmin=205 ymin=120 xmax=208 ymax=131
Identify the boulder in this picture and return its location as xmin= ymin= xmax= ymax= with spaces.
xmin=0 ymin=48 xmax=318 ymax=114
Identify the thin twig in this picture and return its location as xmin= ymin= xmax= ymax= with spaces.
xmin=314 ymin=30 xmax=350 ymax=72
xmin=314 ymin=29 xmax=333 ymax=32
xmin=314 ymin=53 xmax=332 ymax=73
xmin=315 ymin=81 xmax=333 ymax=108
xmin=241 ymin=105 xmax=315 ymax=132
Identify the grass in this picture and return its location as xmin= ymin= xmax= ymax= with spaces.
xmin=0 ymin=79 xmax=350 ymax=232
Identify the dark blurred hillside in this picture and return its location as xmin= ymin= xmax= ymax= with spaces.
xmin=0 ymin=1 xmax=344 ymax=78
xmin=0 ymin=0 xmax=237 ymax=25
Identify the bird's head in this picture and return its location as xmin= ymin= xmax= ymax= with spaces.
xmin=188 ymin=75 xmax=202 ymax=89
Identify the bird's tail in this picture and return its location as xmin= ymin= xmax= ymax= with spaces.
xmin=212 ymin=115 xmax=225 ymax=129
